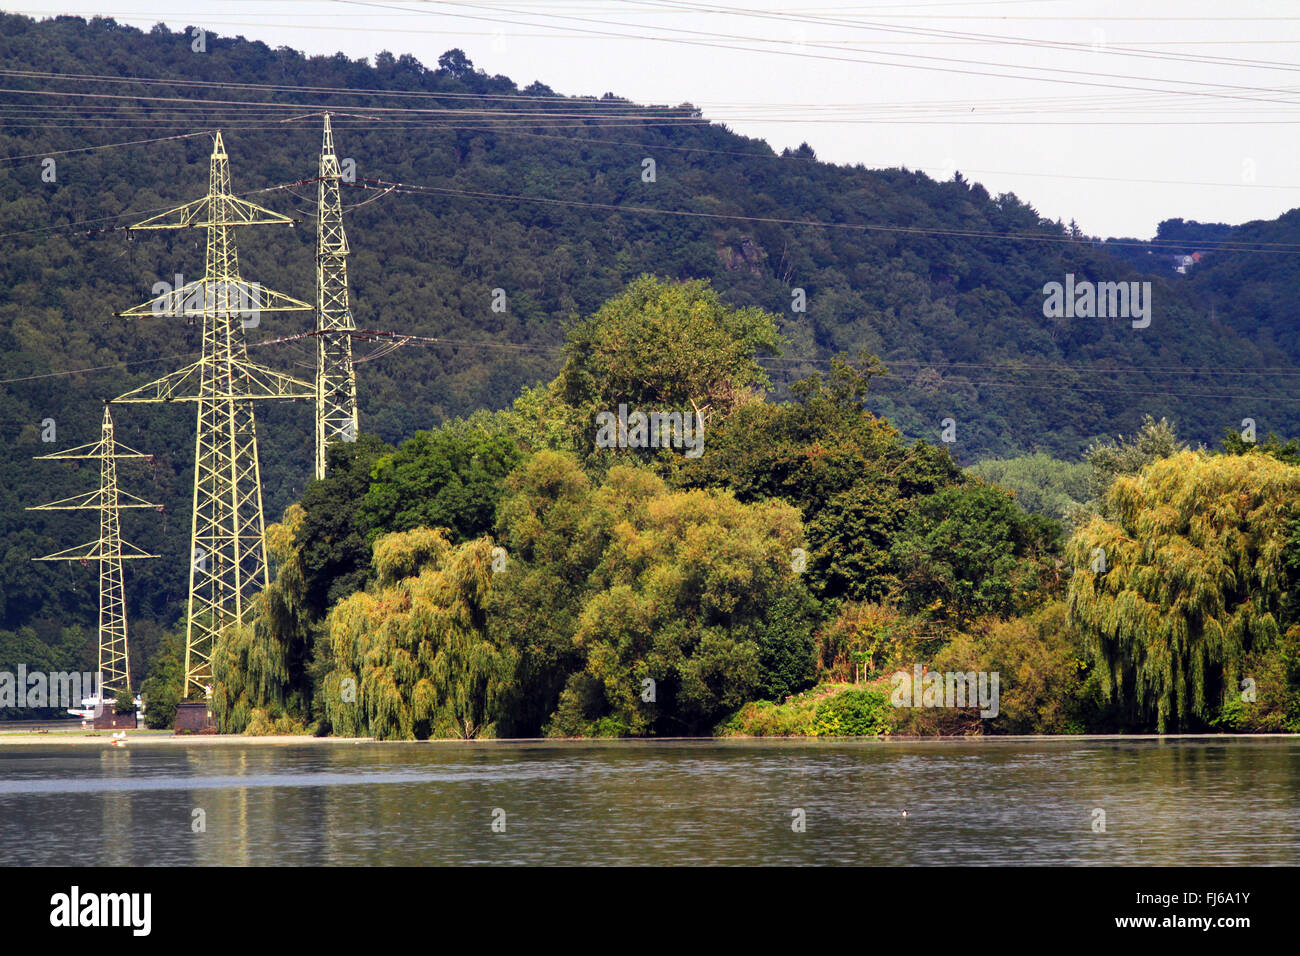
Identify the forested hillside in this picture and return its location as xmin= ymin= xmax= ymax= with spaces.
xmin=2 ymin=12 xmax=1299 ymax=681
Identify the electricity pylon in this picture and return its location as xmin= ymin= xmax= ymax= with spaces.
xmin=28 ymin=405 xmax=157 ymax=696
xmin=114 ymin=131 xmax=313 ymax=701
xmin=315 ymin=113 xmax=360 ymax=479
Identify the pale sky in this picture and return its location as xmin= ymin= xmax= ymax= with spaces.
xmin=8 ymin=0 xmax=1300 ymax=237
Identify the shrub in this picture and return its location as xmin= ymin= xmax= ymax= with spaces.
xmin=718 ymin=683 xmax=889 ymax=737
xmin=812 ymin=688 xmax=890 ymax=736
xmin=717 ymin=699 xmax=816 ymax=737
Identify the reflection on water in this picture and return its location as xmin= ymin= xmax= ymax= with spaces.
xmin=0 ymin=738 xmax=1296 ymax=865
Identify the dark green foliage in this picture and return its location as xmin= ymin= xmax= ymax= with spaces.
xmin=296 ymin=434 xmax=392 ymax=618
xmin=113 ymin=688 xmax=135 ymax=715
xmin=486 ymin=451 xmax=597 ymax=736
xmin=890 ymin=483 xmax=1061 ymax=625
xmin=0 ymin=625 xmax=93 ymax=719
xmin=754 ymin=590 xmax=821 ymax=702
xmin=1187 ymin=208 xmax=1300 ymax=376
xmin=138 ymin=630 xmax=183 ymax=729
xmin=675 ymin=355 xmax=964 ymax=604
xmin=1221 ymin=429 xmax=1300 ymax=465
xmin=357 ymin=414 xmax=524 ymax=544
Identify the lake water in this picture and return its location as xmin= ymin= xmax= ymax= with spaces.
xmin=1 ymin=737 xmax=1296 ymax=865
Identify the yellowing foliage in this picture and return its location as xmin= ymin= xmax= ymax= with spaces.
xmin=1067 ymin=450 xmax=1300 ymax=731
xmin=322 ymin=529 xmax=512 ymax=740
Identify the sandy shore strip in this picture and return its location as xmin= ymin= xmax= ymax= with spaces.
xmin=0 ymin=731 xmax=374 ymax=746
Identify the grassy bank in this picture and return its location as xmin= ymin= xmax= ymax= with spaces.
xmin=716 ymin=682 xmax=896 ymax=737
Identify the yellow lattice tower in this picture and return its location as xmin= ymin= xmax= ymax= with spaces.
xmin=28 ymin=405 xmax=157 ymax=696
xmin=114 ymin=131 xmax=313 ymax=700
xmin=315 ymin=113 xmax=360 ymax=479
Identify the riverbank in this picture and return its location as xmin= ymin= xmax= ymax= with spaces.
xmin=0 ymin=728 xmax=1295 ymax=747
xmin=0 ymin=730 xmax=366 ymax=746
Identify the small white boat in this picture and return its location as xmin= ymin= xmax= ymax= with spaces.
xmin=67 ymin=693 xmax=144 ymax=720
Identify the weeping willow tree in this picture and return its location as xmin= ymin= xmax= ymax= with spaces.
xmin=212 ymin=506 xmax=313 ymax=734
xmin=321 ymin=528 xmax=514 ymax=740
xmin=1067 ymin=450 xmax=1300 ymax=731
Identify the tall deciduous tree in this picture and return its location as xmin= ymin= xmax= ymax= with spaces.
xmin=558 ymin=273 xmax=783 ymax=432
xmin=358 ymin=413 xmax=523 ymax=545
xmin=889 ymin=483 xmax=1059 ymax=625
xmin=1075 ymin=415 xmax=1185 ymax=515
xmin=674 ymin=355 xmax=962 ymax=604
xmin=490 ymin=452 xmax=816 ymax=736
xmin=212 ymin=506 xmax=312 ymax=734
xmin=321 ymin=529 xmax=514 ymax=740
xmin=1067 ymin=450 xmax=1300 ymax=731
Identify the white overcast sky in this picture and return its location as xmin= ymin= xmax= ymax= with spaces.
xmin=9 ymin=0 xmax=1300 ymax=237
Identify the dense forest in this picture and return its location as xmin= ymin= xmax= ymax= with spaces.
xmin=2 ymin=14 xmax=1299 ymax=734
xmin=191 ymin=276 xmax=1300 ymax=738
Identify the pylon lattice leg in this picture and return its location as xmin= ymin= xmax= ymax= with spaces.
xmin=112 ymin=132 xmax=313 ymax=702
xmin=315 ymin=113 xmax=360 ymax=480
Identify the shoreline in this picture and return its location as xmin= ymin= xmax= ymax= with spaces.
xmin=0 ymin=729 xmax=1296 ymax=747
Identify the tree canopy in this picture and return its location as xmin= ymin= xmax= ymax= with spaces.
xmin=1067 ymin=450 xmax=1300 ymax=731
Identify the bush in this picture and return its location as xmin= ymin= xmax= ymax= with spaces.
xmin=717 ymin=699 xmax=816 ymax=737
xmin=718 ymin=684 xmax=891 ymax=737
xmin=141 ymin=678 xmax=180 ymax=729
xmin=245 ymin=707 xmax=310 ymax=736
xmin=815 ymin=602 xmax=945 ymax=682
xmin=1209 ymin=626 xmax=1300 ymax=733
xmin=812 ymin=688 xmax=890 ymax=736
xmin=887 ymin=601 xmax=1104 ymax=735
xmin=139 ymin=630 xmax=184 ymax=729
xmin=113 ymin=689 xmax=135 ymax=715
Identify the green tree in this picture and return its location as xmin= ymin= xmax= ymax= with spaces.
xmin=1067 ymin=450 xmax=1300 ymax=731
xmin=536 ymin=461 xmax=812 ymax=735
xmin=967 ymin=453 xmax=1091 ymax=523
xmin=675 ymin=355 xmax=962 ymax=604
xmin=358 ymin=414 xmax=523 ymax=544
xmin=113 ymin=687 xmax=136 ymax=715
xmin=1073 ymin=415 xmax=1185 ymax=518
xmin=487 ymin=450 xmax=600 ymax=735
xmin=296 ymin=434 xmax=392 ymax=617
xmin=559 ymin=274 xmax=783 ymax=433
xmin=890 ymin=483 xmax=1060 ymax=626
xmin=321 ymin=529 xmax=515 ymax=740
xmin=926 ymin=601 xmax=1102 ymax=735
xmin=139 ymin=630 xmax=184 ymax=729
xmin=1221 ymin=429 xmax=1300 ymax=465
xmin=211 ymin=506 xmax=312 ymax=734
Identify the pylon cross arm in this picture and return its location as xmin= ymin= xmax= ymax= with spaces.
xmin=34 ymin=540 xmax=157 ymax=561
xmin=34 ymin=437 xmax=153 ymax=460
xmin=118 ymin=279 xmax=312 ymax=318
xmin=113 ymin=359 xmax=313 ymax=403
xmin=113 ymin=362 xmax=206 ymax=403
xmin=130 ymin=195 xmax=297 ymax=231
xmin=27 ymin=488 xmax=157 ymax=511
xmin=234 ymin=361 xmax=314 ymax=398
